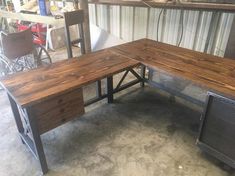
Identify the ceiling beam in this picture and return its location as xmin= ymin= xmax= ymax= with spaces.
xmin=89 ymin=0 xmax=235 ymax=12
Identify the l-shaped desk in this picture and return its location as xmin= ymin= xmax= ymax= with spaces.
xmin=1 ymin=39 xmax=235 ymax=174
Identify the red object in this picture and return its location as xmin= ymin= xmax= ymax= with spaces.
xmin=17 ymin=21 xmax=47 ymax=45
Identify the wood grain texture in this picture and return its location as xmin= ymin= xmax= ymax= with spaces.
xmin=30 ymin=88 xmax=84 ymax=134
xmin=64 ymin=10 xmax=84 ymax=26
xmin=2 ymin=38 xmax=235 ymax=108
xmin=0 ymin=49 xmax=140 ymax=108
xmin=110 ymin=38 xmax=235 ymax=99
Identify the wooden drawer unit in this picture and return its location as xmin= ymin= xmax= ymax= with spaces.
xmin=30 ymin=88 xmax=85 ymax=134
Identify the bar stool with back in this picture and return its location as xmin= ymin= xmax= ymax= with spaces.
xmin=64 ymin=10 xmax=86 ymax=58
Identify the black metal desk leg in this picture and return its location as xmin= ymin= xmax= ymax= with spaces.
xmin=7 ymin=94 xmax=25 ymax=144
xmin=96 ymin=80 xmax=102 ymax=98
xmin=148 ymin=68 xmax=154 ymax=80
xmin=140 ymin=65 xmax=146 ymax=87
xmin=107 ymin=76 xmax=113 ymax=103
xmin=24 ymin=108 xmax=48 ymax=175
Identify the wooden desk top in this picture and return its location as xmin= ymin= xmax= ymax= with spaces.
xmin=111 ymin=39 xmax=235 ymax=99
xmin=0 ymin=50 xmax=139 ymax=108
xmin=2 ymin=38 xmax=235 ymax=108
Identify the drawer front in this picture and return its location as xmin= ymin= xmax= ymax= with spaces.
xmin=30 ymin=88 xmax=84 ymax=134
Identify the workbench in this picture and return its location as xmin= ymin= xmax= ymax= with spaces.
xmin=1 ymin=38 xmax=235 ymax=174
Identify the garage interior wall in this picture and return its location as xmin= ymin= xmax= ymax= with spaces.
xmin=88 ymin=3 xmax=235 ymax=108
xmin=88 ymin=4 xmax=234 ymax=57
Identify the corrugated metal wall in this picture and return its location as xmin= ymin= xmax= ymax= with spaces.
xmin=89 ymin=4 xmax=234 ymax=57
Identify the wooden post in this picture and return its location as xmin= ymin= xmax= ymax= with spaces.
xmin=225 ymin=18 xmax=235 ymax=59
xmin=80 ymin=0 xmax=91 ymax=53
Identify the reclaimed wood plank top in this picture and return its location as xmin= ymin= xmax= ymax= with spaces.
xmin=110 ymin=38 xmax=235 ymax=99
xmin=0 ymin=49 xmax=140 ymax=108
xmin=2 ymin=38 xmax=235 ymax=108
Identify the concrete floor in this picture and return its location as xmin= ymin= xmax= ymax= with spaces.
xmin=0 ymin=84 xmax=233 ymax=176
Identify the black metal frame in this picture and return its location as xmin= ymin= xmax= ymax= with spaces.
xmin=84 ymin=67 xmax=144 ymax=106
xmin=8 ymin=94 xmax=48 ymax=174
xmin=144 ymin=67 xmax=205 ymax=107
xmin=7 ymin=66 xmax=144 ymax=175
xmin=196 ymin=92 xmax=235 ymax=169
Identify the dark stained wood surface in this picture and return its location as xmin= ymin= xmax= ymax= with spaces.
xmin=0 ymin=49 xmax=140 ymax=108
xmin=30 ymin=88 xmax=84 ymax=134
xmin=110 ymin=39 xmax=235 ymax=99
xmin=2 ymin=38 xmax=235 ymax=108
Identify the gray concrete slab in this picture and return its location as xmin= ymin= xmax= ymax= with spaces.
xmin=0 ymin=86 xmax=232 ymax=176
